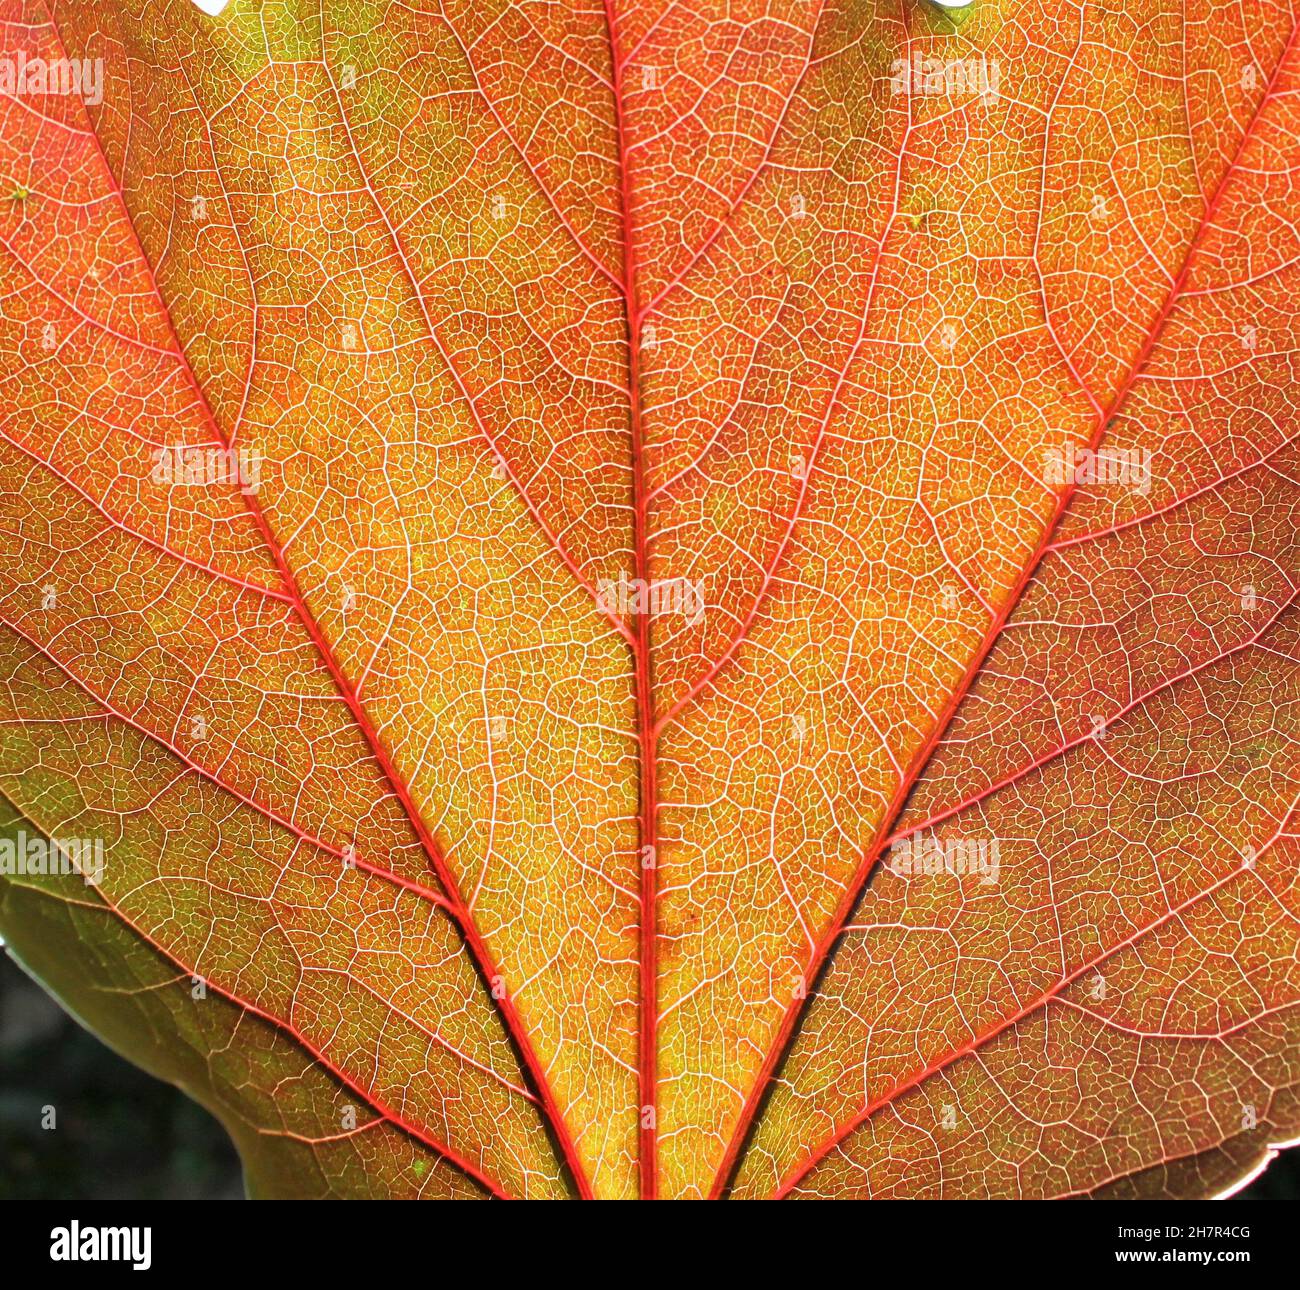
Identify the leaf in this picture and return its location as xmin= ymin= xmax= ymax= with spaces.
xmin=1 ymin=0 xmax=1298 ymax=1200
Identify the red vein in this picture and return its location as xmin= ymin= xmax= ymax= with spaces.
xmin=882 ymin=586 xmax=1300 ymax=847
xmin=0 ymin=429 xmax=291 ymax=604
xmin=709 ymin=12 xmax=1300 ymax=1200
xmin=772 ymin=855 xmax=1270 ymax=1198
xmin=0 ymin=614 xmax=448 ymax=917
xmin=428 ymin=0 xmax=626 ymax=297
xmin=0 ymin=800 xmax=513 ymax=1200
xmin=40 ymin=1 xmax=592 ymax=1199
xmin=0 ymin=618 xmax=547 ymax=1105
xmin=601 ymin=0 xmax=660 ymax=1200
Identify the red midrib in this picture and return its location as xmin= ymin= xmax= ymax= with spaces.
xmin=600 ymin=0 xmax=661 ymax=1201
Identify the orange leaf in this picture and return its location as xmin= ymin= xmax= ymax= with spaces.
xmin=1 ymin=0 xmax=1298 ymax=1200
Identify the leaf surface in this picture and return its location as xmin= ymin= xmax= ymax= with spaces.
xmin=1 ymin=0 xmax=1298 ymax=1200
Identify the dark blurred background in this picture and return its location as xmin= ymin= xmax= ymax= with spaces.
xmin=1 ymin=951 xmax=1296 ymax=1200
xmin=1 ymin=953 xmax=242 ymax=1200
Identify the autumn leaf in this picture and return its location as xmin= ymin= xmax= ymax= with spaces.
xmin=1 ymin=0 xmax=1299 ymax=1201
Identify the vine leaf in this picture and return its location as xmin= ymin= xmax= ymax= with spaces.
xmin=1 ymin=0 xmax=1298 ymax=1200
